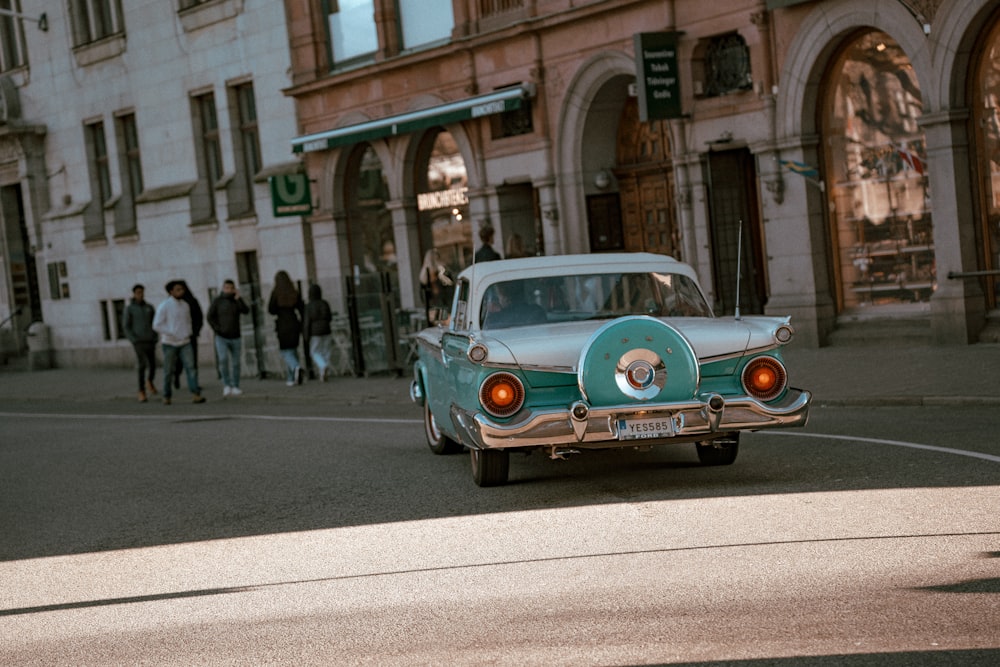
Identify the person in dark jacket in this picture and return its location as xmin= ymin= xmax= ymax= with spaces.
xmin=207 ymin=279 xmax=250 ymax=397
xmin=303 ymin=283 xmax=334 ymax=381
xmin=171 ymin=280 xmax=203 ymax=389
xmin=122 ymin=283 xmax=158 ymax=402
xmin=268 ymin=270 xmax=305 ymax=386
xmin=474 ymin=224 xmax=502 ymax=263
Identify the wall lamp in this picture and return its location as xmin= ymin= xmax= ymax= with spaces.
xmin=0 ymin=9 xmax=47 ymax=32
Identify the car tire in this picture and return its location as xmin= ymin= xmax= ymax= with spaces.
xmin=696 ymin=435 xmax=739 ymax=466
xmin=424 ymin=402 xmax=463 ymax=455
xmin=471 ymin=448 xmax=510 ymax=487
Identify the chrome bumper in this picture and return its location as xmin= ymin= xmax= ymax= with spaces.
xmin=451 ymin=389 xmax=811 ymax=451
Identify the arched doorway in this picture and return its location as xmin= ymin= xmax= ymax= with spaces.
xmin=613 ymin=97 xmax=679 ymax=258
xmin=343 ymin=143 xmax=397 ymax=375
xmin=413 ymin=129 xmax=469 ymax=320
xmin=971 ymin=13 xmax=1000 ymax=316
xmin=821 ymin=30 xmax=934 ymax=315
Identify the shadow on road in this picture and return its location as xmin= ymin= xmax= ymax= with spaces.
xmin=1 ymin=405 xmax=997 ymax=562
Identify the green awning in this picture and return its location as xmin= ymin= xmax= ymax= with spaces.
xmin=765 ymin=0 xmax=814 ymax=8
xmin=291 ymin=83 xmax=535 ymax=154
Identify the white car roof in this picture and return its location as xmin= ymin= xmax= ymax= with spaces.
xmin=455 ymin=253 xmax=706 ymax=331
xmin=458 ymin=252 xmax=696 ymax=285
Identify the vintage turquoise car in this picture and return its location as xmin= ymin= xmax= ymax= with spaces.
xmin=410 ymin=252 xmax=811 ymax=486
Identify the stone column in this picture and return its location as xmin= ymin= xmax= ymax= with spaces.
xmin=533 ymin=177 xmax=561 ymax=256
xmin=755 ymin=138 xmax=836 ymax=348
xmin=386 ymin=198 xmax=421 ymax=312
xmin=920 ymin=109 xmax=985 ymax=344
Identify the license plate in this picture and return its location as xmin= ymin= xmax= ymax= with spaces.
xmin=617 ymin=416 xmax=674 ymax=440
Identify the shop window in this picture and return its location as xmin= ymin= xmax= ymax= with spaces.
xmin=491 ymin=97 xmax=533 ymax=139
xmin=972 ymin=18 xmax=1000 ymax=310
xmin=823 ymin=30 xmax=933 ymax=311
xmin=419 ymin=131 xmax=470 ymax=274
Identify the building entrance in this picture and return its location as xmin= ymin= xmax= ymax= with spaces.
xmin=613 ymin=98 xmax=679 ymax=257
xmin=706 ymin=148 xmax=766 ymax=315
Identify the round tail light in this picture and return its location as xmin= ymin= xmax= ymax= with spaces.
xmin=741 ymin=356 xmax=787 ymax=402
xmin=479 ymin=372 xmax=525 ymax=418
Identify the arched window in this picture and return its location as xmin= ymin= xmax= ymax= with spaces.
xmin=823 ymin=30 xmax=934 ymax=312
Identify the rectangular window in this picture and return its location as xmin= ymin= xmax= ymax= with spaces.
xmin=71 ymin=0 xmax=124 ymax=46
xmin=88 ymin=121 xmax=112 ymax=204
xmin=228 ymin=81 xmax=261 ymax=217
xmin=84 ymin=120 xmax=111 ymax=240
xmin=0 ymin=0 xmax=26 ymax=72
xmin=118 ymin=113 xmax=143 ymax=197
xmin=100 ymin=299 xmax=127 ymax=340
xmin=191 ymin=91 xmax=222 ymax=223
xmin=47 ymin=262 xmax=69 ymax=300
xmin=398 ymin=0 xmax=453 ymax=50
xmin=327 ymin=0 xmax=378 ymax=65
xmin=114 ymin=112 xmax=142 ymax=235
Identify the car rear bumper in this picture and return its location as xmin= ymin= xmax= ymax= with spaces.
xmin=451 ymin=388 xmax=811 ymax=451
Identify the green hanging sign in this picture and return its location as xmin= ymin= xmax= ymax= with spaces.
xmin=634 ymin=32 xmax=682 ymax=121
xmin=269 ymin=174 xmax=312 ymax=217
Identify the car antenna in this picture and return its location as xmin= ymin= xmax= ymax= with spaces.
xmin=734 ymin=219 xmax=743 ymax=321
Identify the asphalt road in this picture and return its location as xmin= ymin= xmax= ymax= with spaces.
xmin=1 ymin=402 xmax=998 ymax=665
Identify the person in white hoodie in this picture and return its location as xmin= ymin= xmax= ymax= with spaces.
xmin=153 ymin=280 xmax=205 ymax=405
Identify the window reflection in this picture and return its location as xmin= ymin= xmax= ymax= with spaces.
xmin=824 ymin=31 xmax=934 ymax=311
xmin=328 ymin=0 xmax=377 ymax=64
xmin=398 ymin=0 xmax=453 ymax=50
xmin=973 ymin=20 xmax=1000 ymax=309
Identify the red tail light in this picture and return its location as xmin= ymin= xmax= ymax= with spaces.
xmin=741 ymin=356 xmax=787 ymax=401
xmin=479 ymin=372 xmax=525 ymax=418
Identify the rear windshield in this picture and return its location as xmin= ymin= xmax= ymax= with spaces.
xmin=480 ymin=272 xmax=713 ymax=329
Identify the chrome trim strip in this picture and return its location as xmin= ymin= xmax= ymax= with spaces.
xmin=451 ymin=388 xmax=811 ymax=450
xmin=699 ymin=343 xmax=781 ymax=365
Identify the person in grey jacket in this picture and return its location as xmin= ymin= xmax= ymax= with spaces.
xmin=122 ymin=284 xmax=158 ymax=402
xmin=207 ymin=279 xmax=250 ymax=397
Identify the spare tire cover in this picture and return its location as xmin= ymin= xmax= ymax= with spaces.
xmin=577 ymin=316 xmax=699 ymax=406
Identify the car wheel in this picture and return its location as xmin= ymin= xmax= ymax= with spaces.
xmin=696 ymin=435 xmax=739 ymax=466
xmin=470 ymin=448 xmax=510 ymax=487
xmin=424 ymin=402 xmax=463 ymax=455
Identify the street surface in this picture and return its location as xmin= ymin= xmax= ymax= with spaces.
xmin=1 ymin=396 xmax=998 ymax=665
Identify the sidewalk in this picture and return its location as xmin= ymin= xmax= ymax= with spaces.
xmin=1 ymin=343 xmax=998 ymax=407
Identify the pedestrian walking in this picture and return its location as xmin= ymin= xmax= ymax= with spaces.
xmin=122 ymin=283 xmax=158 ymax=402
xmin=171 ymin=280 xmax=203 ymax=389
xmin=207 ymin=279 xmax=250 ymax=397
xmin=153 ymin=280 xmax=205 ymax=404
xmin=268 ymin=270 xmax=305 ymax=386
xmin=304 ymin=283 xmax=334 ymax=381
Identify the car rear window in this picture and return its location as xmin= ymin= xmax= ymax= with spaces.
xmin=480 ymin=272 xmax=713 ymax=329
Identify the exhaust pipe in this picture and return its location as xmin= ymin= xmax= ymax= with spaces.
xmin=703 ymin=394 xmax=725 ymax=432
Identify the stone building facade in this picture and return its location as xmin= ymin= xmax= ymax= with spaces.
xmin=285 ymin=0 xmax=1000 ymax=366
xmin=0 ymin=0 xmax=308 ymax=370
xmin=2 ymin=0 xmax=1000 ymax=372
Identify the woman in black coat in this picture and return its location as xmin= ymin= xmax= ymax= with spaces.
xmin=268 ymin=270 xmax=305 ymax=386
